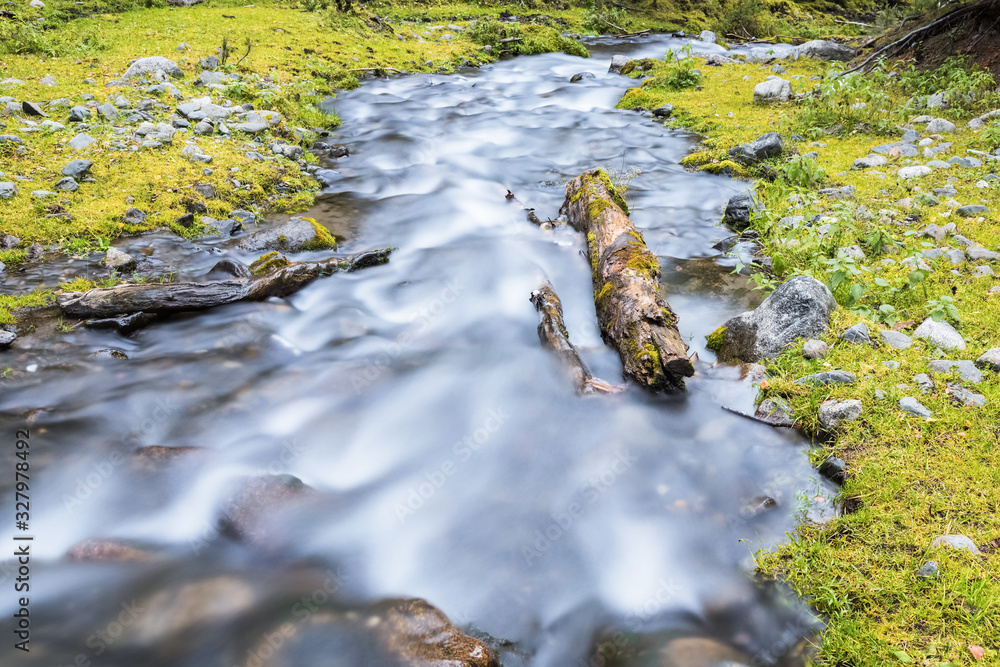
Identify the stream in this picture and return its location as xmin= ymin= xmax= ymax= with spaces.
xmin=0 ymin=34 xmax=834 ymax=666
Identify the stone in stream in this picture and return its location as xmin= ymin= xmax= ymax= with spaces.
xmin=62 ymin=159 xmax=93 ymax=178
xmin=754 ymin=398 xmax=795 ymax=427
xmin=82 ymin=311 xmax=159 ymax=336
xmin=728 ymin=132 xmax=784 ymax=165
xmin=200 ymin=217 xmax=243 ymax=237
xmin=899 ymin=396 xmax=932 ymax=418
xmin=206 ymin=258 xmax=252 ymax=279
xmin=930 ymin=534 xmax=981 ymax=555
xmin=840 ymin=322 xmax=871 ymax=345
xmin=947 ymin=383 xmax=986 ymax=407
xmin=818 ymin=399 xmax=862 ymax=429
xmin=796 ymin=39 xmax=855 ymax=61
xmin=608 ymin=55 xmax=628 ymax=74
xmin=237 ymin=218 xmax=337 ymax=253
xmin=569 ymin=72 xmax=595 ymax=83
xmin=927 ymin=359 xmax=983 ymax=383
xmin=103 ymin=248 xmax=138 ymax=272
xmin=802 ymin=339 xmax=827 ymax=359
xmin=721 ymin=192 xmax=761 ymax=231
xmin=879 ymin=329 xmax=912 ymax=349
xmin=976 ymin=348 xmax=1000 ymax=372
xmin=218 ymin=474 xmax=320 ymax=544
xmin=652 ymin=103 xmax=675 ymax=118
xmin=912 ymin=316 xmax=965 ymax=350
xmin=819 ymin=456 xmax=847 ymax=484
xmin=709 ymin=276 xmax=836 ymax=362
xmin=753 ymin=78 xmax=792 ymax=103
xmin=0 ymin=330 xmax=16 ymax=349
xmin=314 ymin=168 xmax=340 ymax=187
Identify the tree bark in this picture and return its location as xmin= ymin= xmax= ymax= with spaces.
xmin=561 ymin=169 xmax=693 ymax=392
xmin=530 ymin=283 xmax=620 ymax=395
xmin=57 ymin=248 xmax=393 ymax=319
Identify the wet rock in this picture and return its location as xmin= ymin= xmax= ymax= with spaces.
xmin=229 ymin=209 xmax=256 ymax=226
xmin=25 ymin=242 xmax=43 ymax=261
xmin=123 ymin=208 xmax=147 ymax=225
xmin=796 ymin=39 xmax=855 ymax=61
xmin=237 ymin=218 xmax=336 ymax=253
xmin=655 ymin=637 xmax=753 ymax=667
xmin=947 ymin=383 xmax=986 ymax=407
xmin=120 ymin=56 xmax=184 ymax=81
xmin=721 ymin=192 xmax=761 ymax=231
xmin=314 ymin=168 xmax=340 ymax=187
xmin=712 ymin=276 xmax=836 ymax=362
xmin=172 ymin=211 xmax=195 ymax=228
xmin=879 ymin=329 xmax=912 ymax=349
xmin=200 ymin=217 xmax=242 ymax=237
xmin=930 ymin=534 xmax=981 ymax=555
xmin=103 ymin=247 xmax=137 ymax=272
xmin=207 ymin=258 xmax=251 ymax=278
xmin=753 ymin=78 xmax=792 ymax=103
xmin=794 ymin=370 xmax=857 ymax=385
xmin=1 ymin=234 xmax=20 ymax=249
xmin=729 ymin=132 xmax=783 ymax=164
xmin=65 ymin=538 xmax=156 ymax=562
xmin=819 ymin=456 xmax=847 ymax=484
xmin=83 ymin=311 xmax=158 ymax=335
xmin=608 ymin=55 xmax=628 ymax=74
xmin=90 ymin=348 xmax=129 ymax=360
xmin=819 ymin=399 xmax=862 ymax=429
xmin=218 ymin=474 xmax=319 ymax=543
xmin=927 ymin=359 xmax=983 ymax=383
xmin=916 ymin=560 xmax=939 ymax=579
xmin=840 ymin=322 xmax=871 ymax=345
xmin=131 ymin=445 xmax=208 ymax=471
xmin=62 ymin=159 xmax=93 ymax=178
xmin=54 ymin=177 xmax=79 ymax=192
xmin=802 ymin=339 xmax=827 ymax=359
xmin=0 ymin=330 xmax=16 ymax=349
xmin=913 ymin=316 xmax=965 ymax=350
xmin=569 ymin=72 xmax=595 ymax=83
xmin=975 ymin=348 xmax=1000 ymax=372
xmin=652 ymin=103 xmax=675 ymax=118
xmin=899 ymin=396 xmax=931 ymax=418
xmin=754 ymin=398 xmax=795 ymax=427
xmin=957 ymin=204 xmax=989 ymax=217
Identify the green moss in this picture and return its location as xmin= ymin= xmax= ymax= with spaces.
xmin=705 ymin=325 xmax=727 ymax=351
xmin=249 ymin=251 xmax=290 ymax=275
xmin=300 ymin=217 xmax=337 ymax=251
xmin=595 ymin=281 xmax=613 ymax=309
xmin=620 ymin=58 xmax=658 ymax=77
xmin=0 ymin=289 xmax=56 ymax=325
xmin=587 ymin=231 xmax=599 ymax=278
xmin=698 ymin=160 xmax=751 ymax=178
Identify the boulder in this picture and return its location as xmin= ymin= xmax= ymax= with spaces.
xmin=237 ymin=218 xmax=337 ymax=253
xmin=818 ymin=399 xmax=862 ymax=429
xmin=709 ymin=276 xmax=837 ymax=362
xmin=728 ymin=132 xmax=783 ymax=165
xmin=753 ymin=78 xmax=792 ymax=103
xmin=721 ymin=192 xmax=761 ymax=231
xmin=608 ymin=55 xmax=628 ymax=74
xmin=120 ymin=56 xmax=184 ymax=81
xmin=796 ymin=40 xmax=855 ymax=61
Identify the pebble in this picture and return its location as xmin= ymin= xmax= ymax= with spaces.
xmin=899 ymin=396 xmax=931 ymax=418
xmin=802 ymin=339 xmax=827 ymax=359
xmin=927 ymin=359 xmax=983 ymax=383
xmin=916 ymin=561 xmax=939 ymax=579
xmin=818 ymin=399 xmax=863 ymax=429
xmin=840 ymin=322 xmax=871 ymax=345
xmin=879 ymin=330 xmax=912 ymax=349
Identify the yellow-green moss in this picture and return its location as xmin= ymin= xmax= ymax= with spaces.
xmin=249 ymin=251 xmax=290 ymax=275
xmin=299 ymin=217 xmax=337 ymax=251
xmin=705 ymin=325 xmax=727 ymax=351
xmin=698 ymin=160 xmax=751 ymax=178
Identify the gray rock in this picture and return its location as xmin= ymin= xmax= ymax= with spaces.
xmin=967 ymin=246 xmax=999 ymax=261
xmin=68 ymin=133 xmax=96 ymax=150
xmin=754 ymin=398 xmax=795 ymax=427
xmin=721 ymin=192 xmax=761 ymax=231
xmin=930 ymin=534 xmax=981 ymax=555
xmin=796 ymin=40 xmax=855 ymax=61
xmin=928 ymin=359 xmax=983 ymax=383
xmin=0 ymin=182 xmax=17 ymax=199
xmin=883 ymin=361 xmax=900 ymax=369
xmin=197 ymin=71 xmax=228 ymax=86
xmin=237 ymin=218 xmax=336 ymax=253
xmin=957 ymin=204 xmax=989 ymax=217
xmin=902 ymin=128 xmax=919 ymax=142
xmin=818 ymin=399 xmax=862 ymax=429
xmin=199 ymin=55 xmax=220 ymax=70
xmin=794 ymin=370 xmax=856 ymax=385
xmin=948 ymin=383 xmax=986 ymax=407
xmin=55 ymin=177 xmax=79 ymax=192
xmin=193 ymin=120 xmax=214 ymax=135
xmin=853 ymin=155 xmax=886 ymax=169
xmin=40 ymin=120 xmax=65 ymax=131
xmin=712 ymin=276 xmax=836 ymax=362
xmin=975 ymin=348 xmax=1000 ymax=372
xmin=62 ymin=159 xmax=93 ymax=178
xmin=841 ymin=322 xmax=871 ymax=345
xmin=193 ymin=183 xmax=215 ymax=199
xmin=608 ymin=55 xmax=628 ymax=74
xmin=913 ymin=317 xmax=965 ymax=350
xmin=103 ymin=247 xmax=137 ymax=272
xmin=973 ymin=265 xmax=995 ymax=277
xmin=0 ymin=330 xmax=15 ymax=349
xmin=31 ymin=190 xmax=55 ymax=199
xmin=229 ymin=209 xmax=256 ymax=226
xmin=898 ymin=165 xmax=932 ymax=179
xmin=872 ymin=141 xmax=918 ymax=157
xmin=0 ymin=234 xmax=20 ymax=249
xmin=899 ymin=396 xmax=932 ymax=418
xmin=753 ymin=78 xmax=792 ymax=103
xmin=878 ymin=330 xmax=912 ymax=349
xmin=943 ymin=248 xmax=965 ymax=265
xmin=0 ymin=134 xmax=23 ymax=145
xmin=802 ymin=339 xmax=827 ymax=359
xmin=123 ymin=208 xmax=147 ymax=225
xmin=914 ymin=373 xmax=934 ymax=392
xmin=729 ymin=132 xmax=783 ymax=165
xmin=271 ymin=143 xmax=304 ymax=160
xmin=177 ymin=99 xmax=236 ymax=122
xmin=820 ymin=185 xmax=855 ymax=200
xmin=569 ymin=72 xmax=595 ymax=83
xmin=314 ymin=169 xmax=340 ymax=188
xmin=97 ymin=103 xmax=118 ymax=122
xmin=200 ymin=217 xmax=242 ymax=237
xmin=120 ymin=56 xmax=184 ymax=81
xmin=926 ymin=118 xmax=956 ymax=133
xmin=916 ymin=561 xmax=939 ymax=579
xmin=68 ymin=105 xmax=91 ymax=122
xmin=819 ymin=456 xmax=847 ymax=483
xmin=22 ymin=101 xmax=47 ymax=117
xmin=652 ymin=103 xmax=675 ymax=118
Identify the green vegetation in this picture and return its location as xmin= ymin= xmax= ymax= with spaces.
xmin=623 ymin=39 xmax=999 ymax=666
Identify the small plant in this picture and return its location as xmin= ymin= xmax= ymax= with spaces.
xmin=926 ymin=295 xmax=960 ymax=323
xmin=781 ymin=156 xmax=826 ymax=189
xmin=981 ymin=121 xmax=1000 ymax=152
xmin=56 ymin=317 xmax=73 ymax=333
xmin=863 ymin=227 xmax=895 ymax=255
xmin=658 ymin=44 xmax=702 ymax=91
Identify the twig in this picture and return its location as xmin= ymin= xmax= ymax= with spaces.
xmin=614 ymin=28 xmax=651 ymax=38
xmin=601 ymin=15 xmax=626 ymax=34
xmin=721 ymin=404 xmax=793 ymax=427
xmin=834 ymin=17 xmax=872 ymax=27
xmin=499 ymin=36 xmax=523 ymax=43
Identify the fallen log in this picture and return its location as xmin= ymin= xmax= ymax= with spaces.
xmin=530 ymin=283 xmax=621 ymax=395
xmin=57 ymin=248 xmax=393 ymax=318
xmin=561 ymin=169 xmax=693 ymax=392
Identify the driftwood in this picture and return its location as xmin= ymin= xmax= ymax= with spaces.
xmin=57 ymin=248 xmax=393 ymax=319
xmin=530 ymin=283 xmax=621 ymax=395
xmin=505 ymin=189 xmax=558 ymax=229
xmin=561 ymin=169 xmax=693 ymax=392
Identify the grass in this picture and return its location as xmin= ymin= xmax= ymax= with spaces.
xmin=620 ymin=45 xmax=999 ymax=666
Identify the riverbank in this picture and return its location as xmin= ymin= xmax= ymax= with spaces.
xmin=615 ymin=40 xmax=999 ymax=666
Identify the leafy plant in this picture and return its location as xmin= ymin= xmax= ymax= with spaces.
xmin=582 ymin=0 xmax=627 ymax=35
xmin=658 ymin=44 xmax=702 ymax=91
xmin=863 ymin=227 xmax=895 ymax=255
xmin=781 ymin=156 xmax=826 ymax=189
xmin=926 ymin=295 xmax=960 ymax=323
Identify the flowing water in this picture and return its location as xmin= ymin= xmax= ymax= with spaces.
xmin=0 ymin=35 xmax=833 ymax=666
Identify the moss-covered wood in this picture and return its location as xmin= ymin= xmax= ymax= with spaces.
xmin=530 ymin=283 xmax=619 ymax=395
xmin=56 ymin=248 xmax=393 ymax=318
xmin=561 ymin=169 xmax=694 ymax=393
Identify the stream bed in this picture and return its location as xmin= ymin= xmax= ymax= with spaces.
xmin=0 ymin=35 xmax=834 ymax=666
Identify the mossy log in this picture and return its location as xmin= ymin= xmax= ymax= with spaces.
xmin=530 ymin=283 xmax=620 ymax=395
xmin=561 ymin=169 xmax=693 ymax=392
xmin=57 ymin=248 xmax=393 ymax=318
